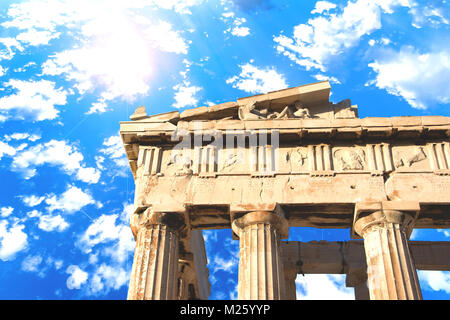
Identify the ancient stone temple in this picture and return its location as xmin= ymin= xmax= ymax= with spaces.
xmin=120 ymin=81 xmax=450 ymax=300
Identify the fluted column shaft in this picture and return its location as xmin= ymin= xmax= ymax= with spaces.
xmin=232 ymin=210 xmax=289 ymax=300
xmin=128 ymin=209 xmax=185 ymax=300
xmin=354 ymin=210 xmax=422 ymax=300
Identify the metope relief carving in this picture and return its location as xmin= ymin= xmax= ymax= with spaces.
xmin=333 ymin=148 xmax=366 ymax=171
xmin=394 ymin=146 xmax=427 ymax=169
xmin=166 ymin=151 xmax=193 ymax=176
xmin=221 ymin=152 xmax=240 ymax=172
xmin=286 ymin=148 xmax=308 ymax=173
xmin=217 ymin=147 xmax=248 ymax=174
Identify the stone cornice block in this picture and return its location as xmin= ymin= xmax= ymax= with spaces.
xmin=130 ymin=110 xmax=180 ymax=123
xmin=215 ymin=120 xmax=245 ymax=130
xmin=361 ymin=117 xmax=392 ymax=127
xmin=120 ymin=121 xmax=177 ymax=132
xmin=391 ymin=116 xmax=422 ymax=127
xmin=245 ymin=119 xmax=303 ymax=130
xmin=180 ymin=106 xmax=208 ymax=119
xmin=302 ymin=118 xmax=331 ymax=128
xmin=421 ymin=116 xmax=450 ymax=126
xmin=236 ymin=81 xmax=330 ymax=107
xmin=330 ymin=118 xmax=362 ymax=128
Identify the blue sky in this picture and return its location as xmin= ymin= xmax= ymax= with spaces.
xmin=0 ymin=0 xmax=449 ymax=300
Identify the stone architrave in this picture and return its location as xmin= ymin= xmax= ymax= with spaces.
xmin=353 ymin=202 xmax=422 ymax=300
xmin=128 ymin=208 xmax=185 ymax=300
xmin=231 ymin=206 xmax=289 ymax=300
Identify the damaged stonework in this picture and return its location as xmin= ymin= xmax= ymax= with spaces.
xmin=120 ymin=81 xmax=450 ymax=300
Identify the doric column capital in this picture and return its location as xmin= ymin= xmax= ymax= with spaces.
xmin=352 ymin=201 xmax=420 ymax=239
xmin=130 ymin=207 xmax=186 ymax=238
xmin=354 ymin=210 xmax=416 ymax=238
xmin=231 ymin=209 xmax=289 ymax=239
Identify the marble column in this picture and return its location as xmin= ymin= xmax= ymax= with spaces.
xmin=232 ymin=210 xmax=289 ymax=300
xmin=354 ymin=209 xmax=422 ymax=300
xmin=128 ymin=208 xmax=185 ymax=300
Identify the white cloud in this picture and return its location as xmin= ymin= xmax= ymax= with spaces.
xmin=212 ymin=255 xmax=238 ymax=273
xmin=226 ymin=62 xmax=288 ymax=94
xmin=77 ymin=213 xmax=134 ymax=263
xmin=231 ymin=25 xmax=250 ymax=37
xmin=45 ymin=185 xmax=96 ymax=214
xmin=0 ymin=220 xmax=28 ymax=261
xmin=66 ymin=265 xmax=88 ymax=289
xmin=0 ymin=79 xmax=67 ymax=121
xmin=152 ymin=0 xmax=204 ymax=15
xmin=4 ymin=132 xmax=41 ymax=142
xmin=13 ymin=61 xmax=36 ymax=73
xmin=221 ymin=11 xmax=250 ymax=37
xmin=22 ymin=195 xmax=45 ymax=207
xmin=120 ymin=203 xmax=134 ymax=224
xmin=99 ymin=136 xmax=125 ymax=160
xmin=99 ymin=135 xmax=128 ymax=168
xmin=11 ymin=139 xmax=100 ymax=183
xmin=311 ymin=1 xmax=337 ymax=14
xmin=21 ymin=254 xmax=43 ymax=272
xmin=0 ymin=37 xmax=23 ymax=61
xmin=418 ymin=271 xmax=450 ymax=294
xmin=0 ymin=65 xmax=6 ymax=77
xmin=140 ymin=19 xmax=189 ymax=54
xmin=296 ymin=274 xmax=355 ymax=300
xmin=88 ymin=264 xmax=129 ymax=294
xmin=367 ymin=47 xmax=450 ymax=109
xmin=76 ymin=167 xmax=101 ymax=184
xmin=172 ymin=81 xmax=202 ymax=109
xmin=70 ymin=205 xmax=134 ymax=296
xmin=274 ymin=0 xmax=414 ymax=71
xmin=41 ymin=35 xmax=152 ymax=103
xmin=3 ymin=1 xmax=195 ymax=108
xmin=85 ymin=100 xmax=108 ymax=115
xmin=32 ymin=4 xmax=187 ymax=104
xmin=37 ymin=214 xmax=69 ymax=232
xmin=0 ymin=207 xmax=14 ymax=218
xmin=409 ymin=3 xmax=450 ymax=28
xmin=26 ymin=209 xmax=69 ymax=232
xmin=0 ymin=141 xmax=17 ymax=159
xmin=313 ymin=74 xmax=341 ymax=84
xmin=16 ymin=28 xmax=60 ymax=46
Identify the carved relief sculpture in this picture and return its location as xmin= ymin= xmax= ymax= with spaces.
xmin=167 ymin=152 xmax=193 ymax=176
xmin=268 ymin=101 xmax=312 ymax=119
xmin=238 ymin=102 xmax=268 ymax=120
xmin=394 ymin=146 xmax=427 ymax=168
xmin=221 ymin=152 xmax=240 ymax=172
xmin=238 ymin=100 xmax=311 ymax=121
xmin=334 ymin=148 xmax=366 ymax=170
xmin=286 ymin=148 xmax=307 ymax=171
